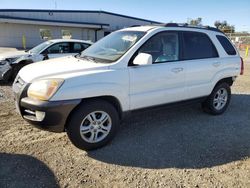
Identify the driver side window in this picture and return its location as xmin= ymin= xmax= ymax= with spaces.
xmin=138 ymin=32 xmax=179 ymax=63
xmin=46 ymin=42 xmax=70 ymax=54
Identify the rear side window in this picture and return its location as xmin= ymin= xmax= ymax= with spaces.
xmin=182 ymin=32 xmax=218 ymax=60
xmin=69 ymin=42 xmax=91 ymax=53
xmin=73 ymin=43 xmax=82 ymax=53
xmin=216 ymin=35 xmax=236 ymax=55
xmin=72 ymin=43 xmax=87 ymax=53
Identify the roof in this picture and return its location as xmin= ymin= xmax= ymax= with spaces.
xmin=49 ymin=39 xmax=93 ymax=44
xmin=121 ymin=25 xmax=157 ymax=32
xmin=123 ymin=24 xmax=223 ymax=34
xmin=0 ymin=9 xmax=161 ymax=24
xmin=159 ymin=23 xmax=223 ymax=33
xmin=0 ymin=15 xmax=109 ymax=29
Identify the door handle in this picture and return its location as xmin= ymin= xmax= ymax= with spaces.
xmin=213 ymin=62 xmax=221 ymax=67
xmin=171 ymin=68 xmax=184 ymax=73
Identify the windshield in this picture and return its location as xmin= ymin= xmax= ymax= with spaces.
xmin=80 ymin=31 xmax=145 ymax=63
xmin=29 ymin=41 xmax=53 ymax=54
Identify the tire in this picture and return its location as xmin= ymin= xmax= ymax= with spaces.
xmin=10 ymin=64 xmax=25 ymax=81
xmin=1 ymin=68 xmax=12 ymax=82
xmin=202 ymin=82 xmax=231 ymax=115
xmin=66 ymin=99 xmax=120 ymax=150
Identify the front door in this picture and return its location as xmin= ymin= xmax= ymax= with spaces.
xmin=128 ymin=31 xmax=187 ymax=110
xmin=45 ymin=42 xmax=72 ymax=59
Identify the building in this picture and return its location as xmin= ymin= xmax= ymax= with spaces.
xmin=0 ymin=9 xmax=160 ymax=48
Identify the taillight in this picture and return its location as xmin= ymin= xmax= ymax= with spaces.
xmin=240 ymin=57 xmax=244 ymax=75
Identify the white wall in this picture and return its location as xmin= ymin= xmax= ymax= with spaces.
xmin=0 ymin=22 xmax=99 ymax=48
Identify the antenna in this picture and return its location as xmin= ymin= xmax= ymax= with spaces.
xmin=54 ymin=0 xmax=57 ymax=9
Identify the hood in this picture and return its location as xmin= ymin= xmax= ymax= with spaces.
xmin=0 ymin=50 xmax=28 ymax=61
xmin=18 ymin=56 xmax=110 ymax=83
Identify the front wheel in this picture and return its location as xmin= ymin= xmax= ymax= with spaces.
xmin=202 ymin=82 xmax=231 ymax=115
xmin=66 ymin=99 xmax=120 ymax=150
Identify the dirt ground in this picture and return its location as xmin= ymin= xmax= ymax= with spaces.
xmin=0 ymin=50 xmax=250 ymax=187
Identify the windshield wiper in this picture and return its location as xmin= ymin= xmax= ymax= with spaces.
xmin=79 ymin=56 xmax=98 ymax=63
xmin=78 ymin=55 xmax=113 ymax=64
xmin=75 ymin=53 xmax=80 ymax=58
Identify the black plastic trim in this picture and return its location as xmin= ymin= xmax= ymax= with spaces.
xmin=122 ymin=96 xmax=207 ymax=119
xmin=156 ymin=23 xmax=223 ymax=33
xmin=20 ymin=97 xmax=81 ymax=132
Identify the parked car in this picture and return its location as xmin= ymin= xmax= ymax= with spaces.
xmin=0 ymin=39 xmax=92 ymax=81
xmin=13 ymin=24 xmax=243 ymax=150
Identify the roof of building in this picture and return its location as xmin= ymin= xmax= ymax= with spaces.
xmin=0 ymin=15 xmax=110 ymax=29
xmin=0 ymin=9 xmax=161 ymax=24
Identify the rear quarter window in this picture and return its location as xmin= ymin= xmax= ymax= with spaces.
xmin=216 ymin=35 xmax=237 ymax=55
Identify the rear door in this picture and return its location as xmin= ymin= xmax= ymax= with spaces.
xmin=182 ymin=31 xmax=220 ymax=99
xmin=129 ymin=31 xmax=187 ymax=110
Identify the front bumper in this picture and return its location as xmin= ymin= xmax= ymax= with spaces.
xmin=13 ymin=76 xmax=81 ymax=132
xmin=20 ymin=97 xmax=81 ymax=132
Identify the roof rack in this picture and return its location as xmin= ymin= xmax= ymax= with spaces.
xmin=153 ymin=23 xmax=223 ymax=33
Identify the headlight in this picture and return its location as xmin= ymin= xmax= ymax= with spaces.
xmin=6 ymin=57 xmax=19 ymax=63
xmin=27 ymin=79 xmax=64 ymax=101
xmin=0 ymin=60 xmax=7 ymax=65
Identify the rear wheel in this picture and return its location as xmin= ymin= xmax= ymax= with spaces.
xmin=66 ymin=99 xmax=120 ymax=150
xmin=202 ymin=82 xmax=231 ymax=115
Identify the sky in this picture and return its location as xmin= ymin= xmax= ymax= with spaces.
xmin=0 ymin=0 xmax=249 ymax=32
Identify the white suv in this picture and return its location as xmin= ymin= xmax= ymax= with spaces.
xmin=13 ymin=24 xmax=244 ymax=150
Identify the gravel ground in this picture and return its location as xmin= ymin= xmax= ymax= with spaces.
xmin=0 ymin=49 xmax=250 ymax=187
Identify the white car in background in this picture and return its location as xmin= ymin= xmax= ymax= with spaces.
xmin=0 ymin=39 xmax=93 ymax=81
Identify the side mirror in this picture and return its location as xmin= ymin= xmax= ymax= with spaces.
xmin=133 ymin=53 xmax=152 ymax=66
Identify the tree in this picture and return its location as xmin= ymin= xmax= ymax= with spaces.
xmin=214 ymin=20 xmax=235 ymax=33
xmin=214 ymin=21 xmax=221 ymax=29
xmin=189 ymin=17 xmax=202 ymax=26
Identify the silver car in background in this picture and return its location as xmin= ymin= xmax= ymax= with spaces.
xmin=0 ymin=39 xmax=92 ymax=82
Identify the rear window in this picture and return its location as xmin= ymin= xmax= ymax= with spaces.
xmin=216 ymin=35 xmax=237 ymax=55
xmin=182 ymin=31 xmax=218 ymax=60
